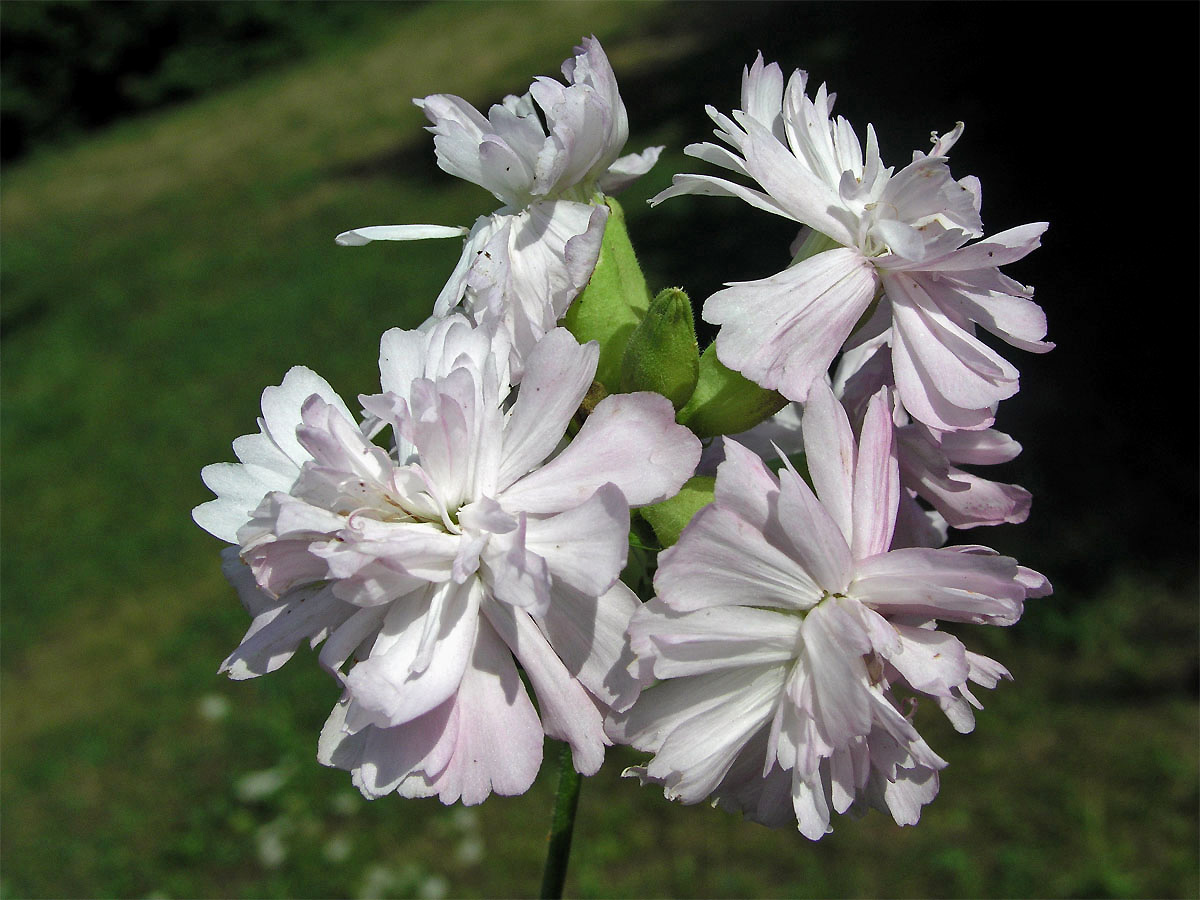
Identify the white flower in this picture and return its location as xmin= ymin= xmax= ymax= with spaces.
xmin=336 ymin=37 xmax=662 ymax=377
xmin=652 ymin=54 xmax=1052 ymax=431
xmin=194 ymin=316 xmax=700 ymax=804
xmin=610 ymin=381 xmax=1049 ymax=837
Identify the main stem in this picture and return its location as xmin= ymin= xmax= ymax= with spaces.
xmin=539 ymin=741 xmax=582 ymax=899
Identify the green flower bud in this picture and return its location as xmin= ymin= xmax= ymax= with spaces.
xmin=563 ymin=197 xmax=652 ymax=393
xmin=638 ymin=475 xmax=716 ymax=549
xmin=620 ymin=287 xmax=699 ymax=409
xmin=676 ymin=343 xmax=787 ymax=438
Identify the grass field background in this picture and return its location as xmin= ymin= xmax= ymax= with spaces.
xmin=3 ymin=3 xmax=1196 ymax=897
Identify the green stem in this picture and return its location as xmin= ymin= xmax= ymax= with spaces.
xmin=539 ymin=741 xmax=582 ymax=899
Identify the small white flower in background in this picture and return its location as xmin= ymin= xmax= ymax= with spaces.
xmin=337 ymin=37 xmax=662 ymax=378
xmin=610 ymin=380 xmax=1049 ymax=838
xmin=235 ymin=765 xmax=291 ymax=803
xmin=193 ymin=315 xmax=700 ymax=805
xmin=652 ymin=54 xmax=1052 ymax=431
xmin=196 ymin=692 xmax=231 ymax=722
xmin=255 ymin=822 xmax=289 ymax=869
xmin=322 ymin=833 xmax=353 ymax=863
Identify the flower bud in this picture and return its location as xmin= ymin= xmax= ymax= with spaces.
xmin=563 ymin=197 xmax=652 ymax=392
xmin=676 ymin=344 xmax=787 ymax=438
xmin=620 ymin=288 xmax=699 ymax=409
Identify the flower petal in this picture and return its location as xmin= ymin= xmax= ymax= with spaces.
xmin=398 ymin=618 xmax=544 ymax=805
xmin=775 ymin=460 xmax=854 ymax=594
xmin=521 ymin=483 xmax=629 ymax=596
xmin=611 ymin=663 xmax=787 ymax=804
xmin=335 ymin=224 xmax=470 ymax=246
xmin=851 ymin=547 xmax=1025 ymax=624
xmin=485 ymin=598 xmax=608 ymax=776
xmin=706 ymin=248 xmax=877 ymax=403
xmin=800 ymin=379 xmax=857 ymax=545
xmin=850 ymin=388 xmax=900 ymax=559
xmin=535 ymin=579 xmax=642 ymax=712
xmin=500 ymin=392 xmax=700 ymax=514
xmin=220 ymin=584 xmax=353 ymax=680
xmin=655 ymin=503 xmax=823 ymax=612
xmin=345 ymin=580 xmax=481 ymax=728
xmin=496 ymin=328 xmax=598 ymax=491
xmin=628 ymin=601 xmax=802 ymax=679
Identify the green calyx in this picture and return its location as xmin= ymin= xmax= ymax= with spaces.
xmin=637 ymin=475 xmax=716 ymax=549
xmin=620 ymin=287 xmax=699 ymax=410
xmin=676 ymin=343 xmax=788 ymax=439
xmin=789 ymin=227 xmax=842 ymax=266
xmin=563 ymin=196 xmax=651 ymax=394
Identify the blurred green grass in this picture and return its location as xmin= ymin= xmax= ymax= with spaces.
xmin=2 ymin=2 xmax=1197 ymax=898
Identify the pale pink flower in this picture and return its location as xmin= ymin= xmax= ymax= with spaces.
xmin=194 ymin=316 xmax=700 ymax=804
xmin=698 ymin=349 xmax=1033 ymax=544
xmin=652 ymin=55 xmax=1052 ymax=431
xmin=835 ymin=342 xmax=1032 ymax=535
xmin=610 ymin=380 xmax=1049 ymax=837
xmin=336 ymin=37 xmax=661 ymax=377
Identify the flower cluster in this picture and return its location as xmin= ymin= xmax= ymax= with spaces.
xmin=195 ymin=39 xmax=1051 ymax=839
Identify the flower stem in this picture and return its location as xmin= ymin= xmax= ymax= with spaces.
xmin=539 ymin=741 xmax=582 ymax=899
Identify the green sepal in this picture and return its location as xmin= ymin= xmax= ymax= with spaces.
xmin=676 ymin=343 xmax=788 ymax=438
xmin=638 ymin=475 xmax=716 ymax=549
xmin=620 ymin=287 xmax=699 ymax=410
xmin=789 ymin=227 xmax=842 ymax=266
xmin=563 ymin=197 xmax=652 ymax=393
